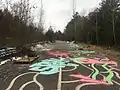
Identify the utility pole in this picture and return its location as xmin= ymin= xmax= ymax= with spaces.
xmin=73 ymin=0 xmax=76 ymax=42
xmin=96 ymin=8 xmax=99 ymax=45
xmin=38 ymin=0 xmax=43 ymax=31
xmin=73 ymin=0 xmax=76 ymax=15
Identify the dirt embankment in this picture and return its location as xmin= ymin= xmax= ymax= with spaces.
xmin=79 ymin=43 xmax=120 ymax=64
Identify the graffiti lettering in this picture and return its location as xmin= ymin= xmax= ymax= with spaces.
xmin=29 ymin=58 xmax=79 ymax=75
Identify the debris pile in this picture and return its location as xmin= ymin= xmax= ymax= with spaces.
xmin=31 ymin=43 xmax=51 ymax=52
xmin=68 ymin=41 xmax=79 ymax=50
xmin=0 ymin=59 xmax=10 ymax=66
xmin=0 ymin=47 xmax=16 ymax=58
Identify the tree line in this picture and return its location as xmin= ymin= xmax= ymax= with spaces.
xmin=0 ymin=0 xmax=65 ymax=46
xmin=0 ymin=0 xmax=45 ymax=47
xmin=1 ymin=0 xmax=120 ymax=46
xmin=64 ymin=0 xmax=120 ymax=46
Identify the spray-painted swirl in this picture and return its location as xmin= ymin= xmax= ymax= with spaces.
xmin=91 ymin=64 xmax=99 ymax=80
xmin=102 ymin=65 xmax=114 ymax=84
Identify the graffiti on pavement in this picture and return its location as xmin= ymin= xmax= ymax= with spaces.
xmin=70 ymin=57 xmax=117 ymax=84
xmin=62 ymin=57 xmax=120 ymax=90
xmin=6 ymin=72 xmax=44 ymax=90
xmin=72 ymin=57 xmax=117 ymax=65
xmin=28 ymin=55 xmax=120 ymax=89
xmin=29 ymin=58 xmax=79 ymax=75
xmin=70 ymin=74 xmax=111 ymax=85
xmin=6 ymin=49 xmax=120 ymax=90
xmin=48 ymin=51 xmax=71 ymax=57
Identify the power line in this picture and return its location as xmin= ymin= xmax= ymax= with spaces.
xmin=30 ymin=0 xmax=41 ymax=7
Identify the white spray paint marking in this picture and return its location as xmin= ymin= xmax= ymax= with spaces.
xmin=19 ymin=73 xmax=43 ymax=90
xmin=112 ymin=70 xmax=120 ymax=86
xmin=61 ymin=80 xmax=80 ymax=84
xmin=33 ymin=73 xmax=44 ymax=90
xmin=111 ymin=68 xmax=120 ymax=71
xmin=113 ymin=71 xmax=120 ymax=79
xmin=57 ymin=68 xmax=62 ymax=90
xmin=113 ymin=80 xmax=120 ymax=86
xmin=62 ymin=66 xmax=77 ymax=72
xmin=6 ymin=72 xmax=38 ymax=90
xmin=75 ymin=83 xmax=97 ymax=90
xmin=19 ymin=81 xmax=34 ymax=90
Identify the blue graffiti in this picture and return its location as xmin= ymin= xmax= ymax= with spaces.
xmin=29 ymin=58 xmax=79 ymax=75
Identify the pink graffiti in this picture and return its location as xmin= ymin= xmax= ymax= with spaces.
xmin=82 ymin=58 xmax=117 ymax=66
xmin=70 ymin=74 xmax=111 ymax=85
xmin=48 ymin=51 xmax=71 ymax=57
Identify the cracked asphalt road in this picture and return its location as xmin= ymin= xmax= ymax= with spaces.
xmin=0 ymin=41 xmax=120 ymax=90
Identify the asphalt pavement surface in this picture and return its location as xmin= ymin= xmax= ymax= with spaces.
xmin=0 ymin=41 xmax=120 ymax=90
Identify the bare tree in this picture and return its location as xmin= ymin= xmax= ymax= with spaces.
xmin=10 ymin=0 xmax=31 ymax=24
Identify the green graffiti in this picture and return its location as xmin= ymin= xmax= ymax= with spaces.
xmin=102 ymin=65 xmax=114 ymax=84
xmin=91 ymin=64 xmax=99 ymax=80
xmin=29 ymin=58 xmax=79 ymax=75
xmin=71 ymin=57 xmax=93 ymax=71
xmin=72 ymin=57 xmax=114 ymax=84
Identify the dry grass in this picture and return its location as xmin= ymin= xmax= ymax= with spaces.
xmin=78 ymin=43 xmax=120 ymax=64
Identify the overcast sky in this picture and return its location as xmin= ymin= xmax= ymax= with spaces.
xmin=5 ymin=0 xmax=101 ymax=32
xmin=38 ymin=0 xmax=101 ymax=32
